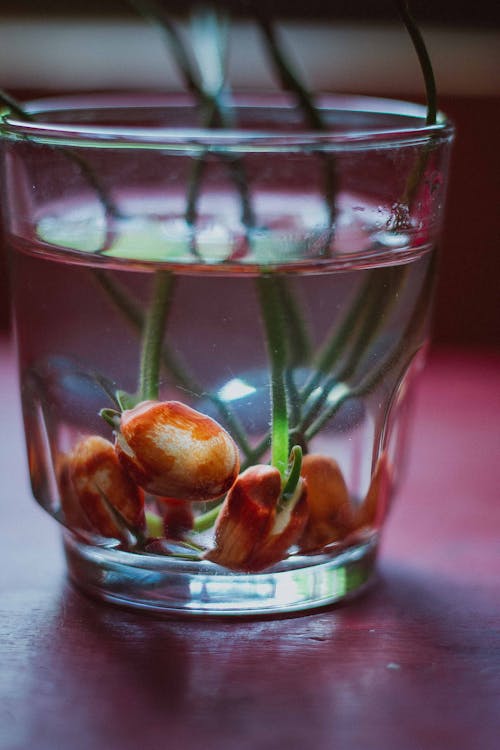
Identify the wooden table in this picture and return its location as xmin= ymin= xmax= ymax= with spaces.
xmin=1 ymin=339 xmax=499 ymax=750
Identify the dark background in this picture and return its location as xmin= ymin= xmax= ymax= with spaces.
xmin=1 ymin=2 xmax=499 ymax=347
xmin=3 ymin=1 xmax=500 ymax=27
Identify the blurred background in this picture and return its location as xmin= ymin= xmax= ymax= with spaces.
xmin=0 ymin=1 xmax=499 ymax=348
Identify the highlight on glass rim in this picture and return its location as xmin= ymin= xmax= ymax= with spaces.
xmin=0 ymin=1 xmax=454 ymax=614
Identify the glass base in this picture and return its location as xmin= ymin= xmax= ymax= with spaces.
xmin=63 ymin=530 xmax=378 ymax=616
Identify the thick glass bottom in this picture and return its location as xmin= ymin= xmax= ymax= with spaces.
xmin=63 ymin=530 xmax=378 ymax=616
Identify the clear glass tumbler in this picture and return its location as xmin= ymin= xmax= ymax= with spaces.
xmin=0 ymin=94 xmax=453 ymax=615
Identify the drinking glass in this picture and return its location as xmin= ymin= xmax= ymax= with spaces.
xmin=0 ymin=94 xmax=453 ymax=614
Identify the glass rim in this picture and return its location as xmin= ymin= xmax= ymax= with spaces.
xmin=0 ymin=92 xmax=454 ymax=151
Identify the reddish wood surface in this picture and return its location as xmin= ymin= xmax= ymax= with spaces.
xmin=1 ymin=339 xmax=499 ymax=750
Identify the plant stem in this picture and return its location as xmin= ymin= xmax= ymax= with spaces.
xmin=253 ymin=8 xmax=337 ymax=228
xmin=299 ymin=4 xmax=438 ymax=432
xmin=0 ymin=90 xmax=121 ymax=222
xmin=304 ymin=251 xmax=436 ymax=441
xmin=274 ymin=276 xmax=311 ymax=366
xmin=335 ymin=266 xmax=408 ymax=382
xmin=130 ymin=0 xmax=256 ymax=236
xmin=92 ymin=270 xmax=254 ymax=456
xmin=301 ymin=274 xmax=372 ymax=403
xmin=134 ymin=5 xmax=295 ymax=470
xmin=394 ymin=1 xmax=437 ymax=126
xmin=138 ymin=271 xmax=174 ymax=401
xmin=301 ymin=265 xmax=408 ymax=430
xmin=242 ymin=434 xmax=272 ymax=469
xmin=193 ymin=504 xmax=222 ymax=532
xmin=395 ymin=2 xmax=439 ymax=211
xmin=281 ymin=445 xmax=303 ymax=504
xmin=0 ymin=89 xmax=35 ymax=120
xmin=193 ymin=250 xmax=429 ymax=529
xmin=253 ymin=11 xmax=323 ymax=130
xmin=125 ymin=0 xmax=206 ymax=102
xmin=256 ymin=274 xmax=290 ymax=479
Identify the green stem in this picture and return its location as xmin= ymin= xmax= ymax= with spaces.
xmin=304 ymin=251 xmax=436 ymax=441
xmin=92 ymin=270 xmax=254 ymax=456
xmin=395 ymin=2 xmax=439 ymax=211
xmin=285 ymin=369 xmax=303 ymax=438
xmin=272 ymin=277 xmax=313 ymax=441
xmin=138 ymin=271 xmax=174 ymax=401
xmin=0 ymin=90 xmax=121 ymax=221
xmin=256 ymin=274 xmax=289 ymax=479
xmin=299 ymin=6 xmax=437 ymax=430
xmin=281 ymin=445 xmax=303 ymax=504
xmin=300 ymin=272 xmax=376 ymax=403
xmin=92 ymin=270 xmax=144 ymax=330
xmin=127 ymin=6 xmax=307 ymax=481
xmin=301 ymin=265 xmax=408 ymax=430
xmin=394 ymin=1 xmax=437 ymax=126
xmin=194 ymin=439 xmax=304 ymax=532
xmin=274 ymin=276 xmax=311 ymax=366
xmin=335 ymin=266 xmax=409 ymax=382
xmin=207 ymin=395 xmax=255 ymax=458
xmin=242 ymin=434 xmax=272 ymax=469
xmin=126 ymin=0 xmax=206 ymax=101
xmin=222 ymin=153 xmax=256 ymax=231
xmin=301 ymin=265 xmax=407 ymax=408
xmin=253 ymin=11 xmax=323 ymax=129
xmin=253 ymin=9 xmax=337 ymax=228
xmin=0 ymin=88 xmax=35 ymax=120
xmin=130 ymin=1 xmax=256 ymax=235
xmin=185 ymin=96 xmax=221 ymax=260
xmin=186 ymin=152 xmax=209 ymax=230
xmin=193 ymin=503 xmax=222 ymax=532
xmin=93 ymin=272 xmax=193 ymax=395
